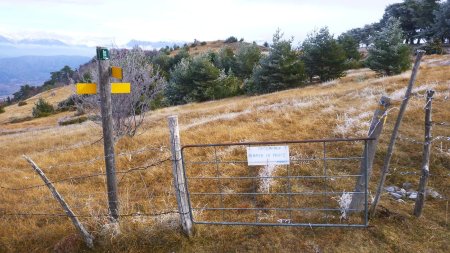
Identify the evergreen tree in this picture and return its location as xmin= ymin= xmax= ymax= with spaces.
xmin=151 ymin=53 xmax=172 ymax=78
xmin=32 ymin=98 xmax=54 ymax=118
xmin=245 ymin=29 xmax=306 ymax=94
xmin=338 ymin=34 xmax=362 ymax=69
xmin=338 ymin=34 xmax=361 ymax=61
xmin=382 ymin=1 xmax=419 ymax=44
xmin=205 ymin=70 xmax=242 ymax=100
xmin=432 ymin=0 xmax=450 ymax=43
xmin=234 ymin=43 xmax=261 ymax=79
xmin=415 ymin=0 xmax=440 ymax=41
xmin=301 ymin=27 xmax=347 ymax=82
xmin=216 ymin=46 xmax=236 ymax=74
xmin=366 ymin=18 xmax=411 ymax=76
xmin=166 ymin=54 xmax=220 ymax=104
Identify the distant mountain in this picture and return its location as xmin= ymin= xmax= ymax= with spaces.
xmin=0 ymin=34 xmax=94 ymax=58
xmin=0 ymin=55 xmax=91 ymax=97
xmin=0 ymin=35 xmax=11 ymax=43
xmin=18 ymin=38 xmax=68 ymax=46
xmin=126 ymin=40 xmax=187 ymax=49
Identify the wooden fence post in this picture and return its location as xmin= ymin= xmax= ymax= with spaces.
xmin=23 ymin=156 xmax=94 ymax=249
xmin=414 ymin=89 xmax=435 ymax=217
xmin=349 ymin=96 xmax=391 ymax=212
xmin=168 ymin=115 xmax=193 ymax=236
xmin=97 ymin=47 xmax=119 ymax=221
xmin=370 ymin=50 xmax=425 ymax=217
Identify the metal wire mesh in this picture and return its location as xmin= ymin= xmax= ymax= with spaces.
xmin=181 ymin=138 xmax=371 ymax=227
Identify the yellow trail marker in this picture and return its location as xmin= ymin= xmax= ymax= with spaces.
xmin=111 ymin=83 xmax=131 ymax=94
xmin=110 ymin=66 xmax=123 ymax=79
xmin=76 ymin=83 xmax=97 ymax=94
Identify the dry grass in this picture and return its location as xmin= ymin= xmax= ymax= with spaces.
xmin=0 ymin=85 xmax=75 ymax=132
xmin=0 ymin=55 xmax=449 ymax=252
xmin=170 ymin=40 xmax=268 ymax=56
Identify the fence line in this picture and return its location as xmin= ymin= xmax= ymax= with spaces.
xmin=0 ymin=210 xmax=181 ymax=218
xmin=0 ymin=157 xmax=172 ymax=191
xmin=45 ymin=145 xmax=170 ymax=170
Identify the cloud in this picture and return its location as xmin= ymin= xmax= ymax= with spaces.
xmin=0 ymin=0 xmax=104 ymax=5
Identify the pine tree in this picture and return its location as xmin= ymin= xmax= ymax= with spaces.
xmin=234 ymin=43 xmax=261 ymax=79
xmin=301 ymin=27 xmax=347 ymax=82
xmin=245 ymin=29 xmax=306 ymax=94
xmin=166 ymin=54 xmax=220 ymax=104
xmin=366 ymin=18 xmax=411 ymax=76
xmin=216 ymin=46 xmax=236 ymax=74
xmin=32 ymin=98 xmax=54 ymax=118
xmin=432 ymin=0 xmax=450 ymax=43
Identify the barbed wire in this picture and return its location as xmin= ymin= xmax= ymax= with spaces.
xmin=0 ymin=157 xmax=172 ymax=191
xmin=434 ymin=122 xmax=450 ymax=128
xmin=397 ymin=134 xmax=450 ymax=145
xmin=0 ymin=210 xmax=180 ymax=218
xmin=388 ymin=170 xmax=450 ymax=177
xmin=43 ymin=144 xmax=170 ymax=170
xmin=31 ymin=138 xmax=103 ymax=155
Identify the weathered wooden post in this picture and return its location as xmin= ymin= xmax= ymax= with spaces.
xmin=414 ymin=89 xmax=435 ymax=217
xmin=23 ymin=156 xmax=94 ymax=248
xmin=349 ymin=96 xmax=391 ymax=212
xmin=97 ymin=46 xmax=119 ymax=221
xmin=168 ymin=115 xmax=193 ymax=236
xmin=370 ymin=50 xmax=425 ymax=217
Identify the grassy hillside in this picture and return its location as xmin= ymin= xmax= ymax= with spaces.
xmin=170 ymin=40 xmax=269 ymax=56
xmin=0 ymin=85 xmax=74 ymax=132
xmin=0 ymin=55 xmax=448 ymax=252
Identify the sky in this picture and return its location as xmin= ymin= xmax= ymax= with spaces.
xmin=0 ymin=0 xmax=403 ymax=46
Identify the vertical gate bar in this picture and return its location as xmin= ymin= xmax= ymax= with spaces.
xmin=364 ymin=140 xmax=369 ymax=225
xmin=180 ymin=148 xmax=194 ymax=224
xmin=249 ymin=145 xmax=259 ymax=223
xmin=214 ymin=146 xmax=225 ymax=222
xmin=323 ymin=142 xmax=329 ymax=223
xmin=252 ymin=165 xmax=259 ymax=223
xmin=287 ymin=164 xmax=293 ymax=221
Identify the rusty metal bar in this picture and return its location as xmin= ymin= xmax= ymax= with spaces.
xmin=181 ymin=138 xmax=375 ymax=150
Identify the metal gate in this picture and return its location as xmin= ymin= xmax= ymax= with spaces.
xmin=181 ymin=138 xmax=371 ymax=227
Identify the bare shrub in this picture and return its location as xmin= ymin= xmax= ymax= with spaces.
xmin=77 ymin=47 xmax=166 ymax=138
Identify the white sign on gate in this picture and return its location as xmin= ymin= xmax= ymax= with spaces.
xmin=246 ymin=146 xmax=290 ymax=166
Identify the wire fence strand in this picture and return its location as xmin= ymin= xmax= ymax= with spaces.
xmin=0 ymin=157 xmax=172 ymax=191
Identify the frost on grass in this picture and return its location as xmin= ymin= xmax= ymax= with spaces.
xmin=319 ymin=79 xmax=338 ymax=87
xmin=337 ymin=191 xmax=352 ymax=220
xmin=390 ymin=82 xmax=438 ymax=101
xmin=254 ymin=97 xmax=328 ymax=112
xmin=100 ymin=222 xmax=121 ymax=238
xmin=333 ymin=112 xmax=372 ymax=138
xmin=183 ymin=109 xmax=252 ymax=129
xmin=349 ymin=86 xmax=385 ymax=102
xmin=258 ymin=164 xmax=278 ymax=193
xmin=152 ymin=212 xmax=179 ymax=230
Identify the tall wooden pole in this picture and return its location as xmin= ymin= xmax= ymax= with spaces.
xmin=97 ymin=47 xmax=119 ymax=221
xmin=414 ymin=89 xmax=435 ymax=217
xmin=370 ymin=50 xmax=425 ymax=217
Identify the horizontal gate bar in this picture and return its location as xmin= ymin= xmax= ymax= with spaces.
xmin=193 ymin=221 xmax=367 ymax=227
xmin=192 ymin=207 xmax=360 ymax=212
xmin=185 ymin=157 xmax=364 ymax=165
xmin=188 ymin=175 xmax=362 ymax=180
xmin=182 ymin=137 xmax=375 ymax=150
xmin=190 ymin=191 xmax=364 ymax=196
